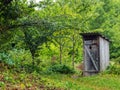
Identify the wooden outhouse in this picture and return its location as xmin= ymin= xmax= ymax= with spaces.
xmin=81 ymin=33 xmax=110 ymax=76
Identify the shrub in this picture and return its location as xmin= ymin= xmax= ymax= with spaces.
xmin=0 ymin=52 xmax=14 ymax=67
xmin=0 ymin=49 xmax=33 ymax=71
xmin=47 ymin=64 xmax=75 ymax=74
xmin=22 ymin=64 xmax=42 ymax=73
xmin=106 ymin=64 xmax=120 ymax=75
xmin=0 ymin=81 xmax=5 ymax=87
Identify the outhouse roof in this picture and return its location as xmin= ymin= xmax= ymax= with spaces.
xmin=80 ymin=32 xmax=110 ymax=42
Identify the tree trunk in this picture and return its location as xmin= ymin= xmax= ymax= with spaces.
xmin=31 ymin=51 xmax=35 ymax=66
xmin=72 ymin=35 xmax=75 ymax=69
xmin=60 ymin=44 xmax=62 ymax=64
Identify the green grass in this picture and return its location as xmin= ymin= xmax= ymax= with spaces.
xmin=43 ymin=73 xmax=120 ymax=90
xmin=0 ymin=70 xmax=120 ymax=90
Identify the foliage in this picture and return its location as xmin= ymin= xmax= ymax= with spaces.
xmin=42 ymin=73 xmax=120 ymax=90
xmin=0 ymin=70 xmax=62 ymax=90
xmin=0 ymin=0 xmax=34 ymax=51
xmin=0 ymin=49 xmax=32 ymax=69
xmin=0 ymin=81 xmax=5 ymax=87
xmin=47 ymin=64 xmax=75 ymax=74
xmin=0 ymin=69 xmax=120 ymax=90
xmin=21 ymin=17 xmax=56 ymax=65
xmin=22 ymin=64 xmax=42 ymax=73
xmin=0 ymin=52 xmax=14 ymax=66
xmin=106 ymin=63 xmax=120 ymax=75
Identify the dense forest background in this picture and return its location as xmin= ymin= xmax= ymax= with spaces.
xmin=0 ymin=0 xmax=120 ymax=89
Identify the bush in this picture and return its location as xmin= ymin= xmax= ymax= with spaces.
xmin=21 ymin=64 xmax=42 ymax=73
xmin=106 ymin=64 xmax=120 ymax=75
xmin=0 ymin=52 xmax=14 ymax=67
xmin=0 ymin=81 xmax=5 ymax=87
xmin=47 ymin=64 xmax=75 ymax=74
xmin=0 ymin=49 xmax=33 ymax=71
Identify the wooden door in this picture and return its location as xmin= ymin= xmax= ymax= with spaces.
xmin=84 ymin=39 xmax=99 ymax=73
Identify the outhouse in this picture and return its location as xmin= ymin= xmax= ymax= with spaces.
xmin=81 ymin=33 xmax=110 ymax=76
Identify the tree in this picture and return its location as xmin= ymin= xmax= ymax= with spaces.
xmin=0 ymin=0 xmax=56 ymax=66
xmin=0 ymin=0 xmax=35 ymax=50
xmin=19 ymin=13 xmax=57 ymax=66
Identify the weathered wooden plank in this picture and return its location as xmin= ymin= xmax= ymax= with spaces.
xmin=99 ymin=37 xmax=109 ymax=71
xmin=85 ymin=45 xmax=98 ymax=71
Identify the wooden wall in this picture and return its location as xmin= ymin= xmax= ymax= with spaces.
xmin=99 ymin=37 xmax=109 ymax=71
